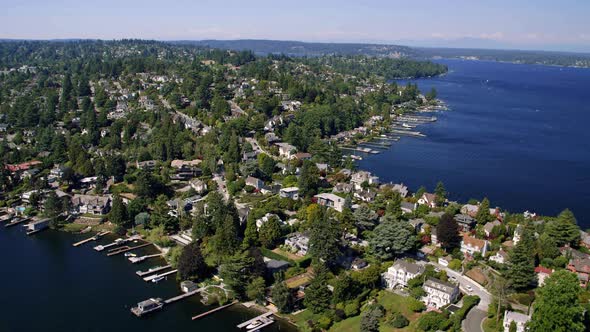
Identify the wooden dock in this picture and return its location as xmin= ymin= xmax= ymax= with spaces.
xmin=129 ymin=253 xmax=162 ymax=264
xmin=73 ymin=231 xmax=110 ymax=247
xmin=164 ymin=288 xmax=204 ymax=304
xmin=5 ymin=218 xmax=28 ymax=228
xmin=136 ymin=265 xmax=171 ymax=277
xmin=143 ymin=269 xmax=177 ymax=282
xmin=192 ymin=300 xmax=238 ymax=320
xmin=237 ymin=312 xmax=274 ymax=329
xmin=107 ymin=242 xmax=152 ymax=256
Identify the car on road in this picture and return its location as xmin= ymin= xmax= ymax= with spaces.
xmin=449 ymin=276 xmax=457 ymax=282
xmin=466 ymin=285 xmax=473 ymax=292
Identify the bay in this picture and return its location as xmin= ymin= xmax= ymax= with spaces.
xmin=360 ymin=59 xmax=590 ymax=228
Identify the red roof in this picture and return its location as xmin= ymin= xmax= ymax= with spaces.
xmin=534 ymin=266 xmax=553 ymax=275
xmin=5 ymin=160 xmax=42 ymax=172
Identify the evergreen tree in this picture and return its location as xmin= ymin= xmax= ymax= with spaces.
xmin=476 ymin=198 xmax=493 ymax=224
xmin=385 ymin=192 xmax=403 ymax=219
xmin=332 ymin=273 xmax=357 ymax=303
xmin=211 ymin=215 xmax=240 ymax=259
xmin=354 ymin=204 xmax=376 ymax=231
xmin=544 ymin=209 xmax=580 ymax=247
xmin=537 ymin=233 xmax=560 ymax=260
xmin=528 ymin=270 xmax=585 ymax=332
xmin=304 ymin=264 xmax=332 ymax=314
xmin=298 ymin=160 xmax=320 ymax=197
xmin=309 ymin=208 xmax=341 ymax=265
xmin=436 ymin=213 xmax=461 ymax=250
xmin=246 ymin=277 xmax=267 ymax=304
xmin=242 ymin=215 xmax=259 ymax=249
xmin=44 ymin=191 xmax=63 ymax=219
xmin=508 ymin=225 xmax=536 ymax=291
xmin=434 ymin=181 xmax=446 ymax=206
xmin=108 ymin=194 xmax=127 ymax=226
xmin=369 ymin=215 xmax=416 ymax=260
xmin=360 ymin=304 xmax=384 ymax=332
xmin=271 ymin=278 xmax=292 ymax=313
xmin=219 ymin=251 xmax=254 ymax=299
xmin=177 ymin=242 xmax=207 ymax=280
xmin=258 ymin=215 xmax=282 ymax=249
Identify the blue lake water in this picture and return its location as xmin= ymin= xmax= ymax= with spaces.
xmin=360 ymin=59 xmax=590 ymax=228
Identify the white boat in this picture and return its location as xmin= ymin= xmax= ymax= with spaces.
xmin=151 ymin=276 xmax=166 ymax=283
xmin=246 ymin=320 xmax=263 ymax=330
xmin=124 ymin=252 xmax=137 ymax=257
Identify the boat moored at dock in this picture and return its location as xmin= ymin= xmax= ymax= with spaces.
xmin=130 ymin=298 xmax=163 ymax=317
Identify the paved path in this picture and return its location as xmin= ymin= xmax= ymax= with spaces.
xmin=463 ymin=308 xmax=487 ymax=332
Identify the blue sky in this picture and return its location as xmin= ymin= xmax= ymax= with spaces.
xmin=1 ymin=0 xmax=589 ymax=52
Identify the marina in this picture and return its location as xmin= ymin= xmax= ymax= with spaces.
xmin=107 ymin=242 xmax=152 ymax=256
xmin=94 ymin=235 xmax=142 ymax=251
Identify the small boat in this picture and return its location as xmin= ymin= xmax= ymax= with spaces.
xmin=152 ymin=276 xmax=166 ymax=283
xmin=125 ymin=252 xmax=137 ymax=257
xmin=131 ymin=298 xmax=163 ymax=317
xmin=246 ymin=320 xmax=263 ymax=330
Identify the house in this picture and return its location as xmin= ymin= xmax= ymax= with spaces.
xmin=5 ymin=160 xmax=42 ymax=174
xmin=135 ymin=160 xmax=157 ymax=170
xmin=314 ymin=193 xmax=345 ymax=212
xmin=489 ymin=249 xmax=509 ymax=264
xmin=380 ymin=183 xmax=409 ymax=198
xmin=245 ymin=176 xmax=265 ymax=190
xmin=279 ymin=187 xmax=299 ymax=200
xmin=483 ymin=220 xmax=502 ymax=237
xmin=408 ymin=218 xmax=426 ymax=233
xmin=461 ymin=235 xmax=490 ymax=257
xmin=71 ymin=194 xmax=111 ymax=215
xmin=350 ymin=171 xmax=379 ymax=190
xmin=180 ymin=281 xmax=199 ymax=293
xmin=502 ymin=311 xmax=530 ymax=332
xmin=401 ymin=201 xmax=417 ymax=214
xmin=454 ymin=214 xmax=476 ymax=232
xmin=382 ymin=260 xmax=425 ymax=289
xmin=461 ymin=204 xmax=479 ymax=217
xmin=284 ymin=232 xmax=310 ymax=256
xmin=255 ymin=213 xmax=283 ymax=230
xmin=265 ymin=258 xmax=290 ymax=276
xmin=333 ymin=183 xmax=353 ymax=194
xmin=276 ymin=142 xmax=296 ymax=159
xmin=293 ymin=152 xmax=312 ymax=161
xmin=189 ymin=178 xmax=208 ymax=194
xmin=438 ymin=255 xmax=453 ymax=267
xmin=566 ymin=256 xmax=590 ymax=288
xmin=513 ymin=224 xmax=523 ymax=245
xmin=534 ymin=266 xmax=553 ymax=286
xmin=49 ymin=164 xmax=67 ymax=182
xmin=351 ymin=258 xmax=368 ymax=270
xmin=580 ymin=231 xmax=590 ymax=249
xmin=354 ymin=189 xmax=377 ymax=203
xmin=417 ymin=193 xmax=438 ymax=208
xmin=422 ymin=277 xmax=459 ymax=309
xmin=170 ymin=159 xmax=201 ymax=169
xmin=242 ymin=150 xmax=259 ymax=162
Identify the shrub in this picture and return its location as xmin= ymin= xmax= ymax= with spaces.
xmin=448 ymin=259 xmax=462 ymax=270
xmin=408 ymin=298 xmax=426 ymax=312
xmin=317 ymin=315 xmax=332 ymax=330
xmin=388 ymin=312 xmax=409 ymax=328
xmin=344 ymin=300 xmax=360 ymax=317
xmin=417 ymin=311 xmax=449 ymax=331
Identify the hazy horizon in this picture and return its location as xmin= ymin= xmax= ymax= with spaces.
xmin=2 ymin=0 xmax=590 ymax=53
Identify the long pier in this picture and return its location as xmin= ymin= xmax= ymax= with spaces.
xmin=73 ymin=231 xmax=110 ymax=247
xmin=237 ymin=312 xmax=274 ymax=329
xmin=389 ymin=129 xmax=425 ymax=137
xmin=192 ymin=300 xmax=238 ymax=320
xmin=5 ymin=218 xmax=28 ymax=228
xmin=94 ymin=235 xmax=141 ymax=251
xmin=136 ymin=265 xmax=172 ymax=277
xmin=143 ymin=269 xmax=177 ymax=282
xmin=164 ymin=288 xmax=204 ymax=304
xmin=107 ymin=242 xmax=152 ymax=256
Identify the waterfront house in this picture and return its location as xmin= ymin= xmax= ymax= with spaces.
xmin=314 ymin=193 xmax=345 ymax=212
xmin=489 ymin=249 xmax=509 ymax=264
xmin=535 ymin=266 xmax=553 ymax=286
xmin=580 ymin=231 xmax=590 ymax=249
xmin=333 ymin=182 xmax=354 ymax=194
xmin=461 ymin=204 xmax=479 ymax=217
xmin=460 ymin=235 xmax=489 ymax=257
xmin=454 ymin=214 xmax=476 ymax=232
xmin=502 ymin=311 xmax=530 ymax=332
xmin=354 ymin=189 xmax=377 ymax=203
xmin=382 ymin=260 xmax=424 ymax=289
xmin=71 ymin=194 xmax=111 ymax=215
xmin=180 ymin=281 xmax=198 ymax=293
xmin=418 ymin=193 xmax=438 ymax=208
xmin=566 ymin=256 xmax=590 ymax=288
xmin=422 ymin=277 xmax=459 ymax=309
xmin=279 ymin=187 xmax=299 ymax=200
xmin=350 ymin=171 xmax=379 ymax=190
xmin=284 ymin=232 xmax=310 ymax=256
xmin=245 ymin=176 xmax=265 ymax=190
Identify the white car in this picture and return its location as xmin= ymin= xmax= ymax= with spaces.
xmin=466 ymin=285 xmax=473 ymax=292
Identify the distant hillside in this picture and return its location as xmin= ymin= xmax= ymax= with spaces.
xmin=173 ymin=39 xmax=416 ymax=57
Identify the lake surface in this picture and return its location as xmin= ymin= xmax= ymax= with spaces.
xmin=0 ymin=226 xmax=295 ymax=332
xmin=360 ymin=59 xmax=590 ymax=228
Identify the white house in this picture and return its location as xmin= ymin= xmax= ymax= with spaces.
xmin=275 ymin=142 xmax=296 ymax=159
xmin=279 ymin=187 xmax=299 ymax=200
xmin=438 ymin=255 xmax=453 ymax=267
xmin=255 ymin=213 xmax=283 ymax=230
xmin=489 ymin=249 xmax=509 ymax=264
xmin=418 ymin=193 xmax=438 ymax=208
xmin=350 ymin=171 xmax=379 ymax=190
xmin=284 ymin=232 xmax=310 ymax=256
xmin=189 ymin=178 xmax=208 ymax=194
xmin=422 ymin=277 xmax=459 ymax=309
xmin=314 ymin=193 xmax=346 ymax=212
xmin=460 ymin=235 xmax=490 ymax=256
xmin=503 ymin=311 xmax=530 ymax=332
xmin=483 ymin=220 xmax=502 ymax=237
xmin=381 ymin=260 xmax=425 ymax=289
xmin=245 ymin=176 xmax=265 ymax=190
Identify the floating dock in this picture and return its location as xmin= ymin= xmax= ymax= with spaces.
xmin=5 ymin=217 xmax=29 ymax=228
xmin=192 ymin=300 xmax=238 ymax=320
xmin=137 ymin=265 xmax=172 ymax=277
xmin=73 ymin=231 xmax=110 ymax=247
xmin=107 ymin=242 xmax=152 ymax=256
xmin=164 ymin=288 xmax=203 ymax=304
xmin=25 ymin=218 xmax=50 ymax=235
xmin=389 ymin=129 xmax=425 ymax=137
xmin=237 ymin=312 xmax=275 ymax=330
xmin=94 ymin=235 xmax=141 ymax=251
xmin=143 ymin=269 xmax=177 ymax=282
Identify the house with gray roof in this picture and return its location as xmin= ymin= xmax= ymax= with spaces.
xmin=382 ymin=260 xmax=425 ymax=289
xmin=422 ymin=277 xmax=459 ymax=309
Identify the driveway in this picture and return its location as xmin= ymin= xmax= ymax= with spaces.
xmin=463 ymin=308 xmax=487 ymax=332
xmin=212 ymin=173 xmax=230 ymax=201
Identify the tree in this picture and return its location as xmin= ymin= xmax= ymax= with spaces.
xmin=271 ymin=276 xmax=292 ymax=313
xmin=537 ymin=233 xmax=560 ymax=260
xmin=246 ymin=277 xmax=266 ymax=304
xmin=210 ymin=215 xmax=240 ymax=259
xmin=298 ymin=160 xmax=319 ymax=197
xmin=369 ymin=216 xmax=415 ymax=260
xmin=242 ymin=215 xmax=259 ymax=249
xmin=489 ymin=275 xmax=512 ymax=322
xmin=332 ymin=273 xmax=357 ymax=303
xmin=434 ymin=181 xmax=446 ymax=206
xmin=219 ymin=251 xmax=257 ymax=299
xmin=509 ymin=321 xmax=517 ymax=332
xmin=436 ymin=213 xmax=460 ymax=250
xmin=304 ymin=264 xmax=332 ymax=314
xmin=44 ymin=191 xmax=63 ymax=219
xmin=360 ymin=304 xmax=384 ymax=332
xmin=354 ymin=204 xmax=377 ymax=231
xmin=544 ymin=209 xmax=580 ymax=247
xmin=476 ymin=198 xmax=493 ymax=224
xmin=385 ymin=192 xmax=403 ymax=219
xmin=258 ymin=215 xmax=282 ymax=248
xmin=109 ymin=194 xmax=127 ymax=226
xmin=528 ymin=270 xmax=585 ymax=332
xmin=508 ymin=225 xmax=536 ymax=291
xmin=309 ymin=208 xmax=341 ymax=265
xmin=425 ymin=87 xmax=437 ymax=101
xmin=177 ymin=242 xmax=207 ymax=280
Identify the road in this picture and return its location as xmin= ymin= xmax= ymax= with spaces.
xmin=212 ymin=173 xmax=230 ymax=201
xmin=418 ymin=260 xmax=491 ymax=332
